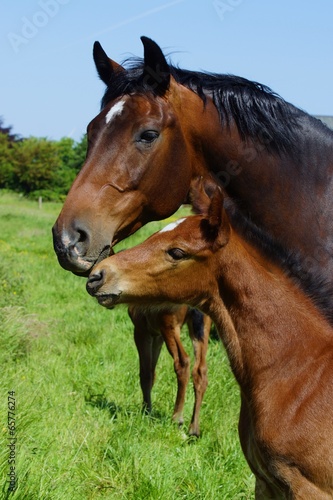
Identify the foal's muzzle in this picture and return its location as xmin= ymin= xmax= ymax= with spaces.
xmin=86 ymin=270 xmax=121 ymax=308
xmin=86 ymin=270 xmax=105 ymax=295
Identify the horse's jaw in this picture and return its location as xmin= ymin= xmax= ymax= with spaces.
xmin=95 ymin=292 xmax=122 ymax=308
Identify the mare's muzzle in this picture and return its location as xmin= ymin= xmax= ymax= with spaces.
xmin=52 ymin=221 xmax=110 ymax=276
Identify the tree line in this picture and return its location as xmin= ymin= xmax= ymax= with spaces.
xmin=0 ymin=117 xmax=87 ymax=201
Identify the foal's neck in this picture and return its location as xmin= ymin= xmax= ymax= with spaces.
xmin=209 ymin=230 xmax=332 ymax=386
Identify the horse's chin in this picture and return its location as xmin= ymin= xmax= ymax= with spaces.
xmin=96 ymin=293 xmax=122 ymax=308
xmin=72 ymin=269 xmax=91 ymax=278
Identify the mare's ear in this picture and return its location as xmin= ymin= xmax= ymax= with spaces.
xmin=93 ymin=41 xmax=125 ymax=85
xmin=140 ymin=36 xmax=170 ymax=95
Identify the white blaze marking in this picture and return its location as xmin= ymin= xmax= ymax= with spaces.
xmin=105 ymin=100 xmax=125 ymax=124
xmin=160 ymin=218 xmax=186 ymax=233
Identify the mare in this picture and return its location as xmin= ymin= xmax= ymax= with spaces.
xmin=53 ymin=37 xmax=333 ymax=326
xmin=86 ymin=181 xmax=333 ymax=499
xmin=128 ymin=304 xmax=211 ymax=436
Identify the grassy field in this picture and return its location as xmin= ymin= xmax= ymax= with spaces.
xmin=0 ymin=191 xmax=254 ymax=499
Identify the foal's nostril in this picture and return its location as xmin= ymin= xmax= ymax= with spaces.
xmin=86 ymin=270 xmax=105 ymax=295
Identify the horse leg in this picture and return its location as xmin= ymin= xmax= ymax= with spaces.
xmin=159 ymin=310 xmax=191 ymax=427
xmin=150 ymin=333 xmax=165 ymax=394
xmin=129 ymin=307 xmax=164 ymax=413
xmin=187 ymin=310 xmax=211 ymax=437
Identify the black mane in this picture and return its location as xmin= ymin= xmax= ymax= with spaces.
xmin=224 ymin=197 xmax=333 ymax=325
xmin=100 ymin=58 xmax=331 ymax=156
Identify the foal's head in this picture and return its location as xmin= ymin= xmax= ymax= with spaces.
xmin=86 ymin=180 xmax=230 ymax=309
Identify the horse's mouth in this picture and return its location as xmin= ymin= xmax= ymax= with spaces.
xmin=72 ymin=246 xmax=113 ymax=278
xmin=96 ymin=293 xmax=122 ymax=308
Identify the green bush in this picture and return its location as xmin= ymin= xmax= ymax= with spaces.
xmin=0 ymin=117 xmax=87 ymax=200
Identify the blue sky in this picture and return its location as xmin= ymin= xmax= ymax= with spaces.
xmin=1 ymin=0 xmax=333 ymax=141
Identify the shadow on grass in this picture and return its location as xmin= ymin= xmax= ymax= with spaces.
xmin=85 ymin=391 xmax=122 ymax=419
xmin=84 ymin=390 xmax=201 ymax=443
xmin=85 ymin=390 xmax=173 ymax=425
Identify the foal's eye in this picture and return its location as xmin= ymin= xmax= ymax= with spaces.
xmin=167 ymin=248 xmax=188 ymax=260
xmin=138 ymin=130 xmax=159 ymax=144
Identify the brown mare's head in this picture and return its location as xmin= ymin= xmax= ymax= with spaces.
xmin=86 ymin=180 xmax=228 ymax=309
xmin=52 ymin=37 xmax=217 ymax=276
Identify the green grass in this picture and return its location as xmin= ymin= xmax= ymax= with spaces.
xmin=0 ymin=191 xmax=254 ymax=499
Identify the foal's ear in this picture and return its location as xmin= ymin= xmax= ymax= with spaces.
xmin=93 ymin=41 xmax=125 ymax=85
xmin=190 ymin=176 xmax=220 ymax=215
xmin=190 ymin=178 xmax=230 ymax=248
xmin=140 ymin=36 xmax=170 ymax=95
xmin=206 ymin=188 xmax=230 ymax=248
xmin=190 ymin=177 xmax=211 ymax=215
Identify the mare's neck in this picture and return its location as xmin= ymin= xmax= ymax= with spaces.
xmin=206 ymin=230 xmax=332 ymax=387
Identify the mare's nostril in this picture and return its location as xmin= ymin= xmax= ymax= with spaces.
xmin=86 ymin=270 xmax=105 ymax=295
xmin=77 ymin=228 xmax=89 ymax=244
xmin=67 ymin=229 xmax=88 ymax=258
xmin=52 ymin=219 xmax=95 ymax=274
xmin=72 ymin=226 xmax=90 ymax=255
xmin=52 ymin=221 xmax=90 ymax=255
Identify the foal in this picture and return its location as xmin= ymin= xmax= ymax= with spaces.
xmin=128 ymin=304 xmax=211 ymax=436
xmin=87 ymin=183 xmax=333 ymax=498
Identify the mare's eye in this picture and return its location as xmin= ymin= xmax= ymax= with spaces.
xmin=139 ymin=130 xmax=159 ymax=144
xmin=167 ymin=248 xmax=188 ymax=260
